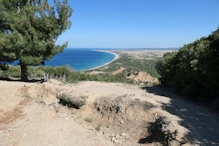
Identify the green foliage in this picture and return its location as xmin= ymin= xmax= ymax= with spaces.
xmin=56 ymin=93 xmax=86 ymax=109
xmin=0 ymin=65 xmax=21 ymax=78
xmin=156 ymin=28 xmax=219 ymax=100
xmin=84 ymin=117 xmax=93 ymax=123
xmin=0 ymin=65 xmax=133 ymax=83
xmin=95 ymin=124 xmax=101 ymax=131
xmin=0 ymin=0 xmax=73 ymax=80
xmin=94 ymin=54 xmax=160 ymax=78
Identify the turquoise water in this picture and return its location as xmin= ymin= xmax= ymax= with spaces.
xmin=44 ymin=49 xmax=116 ymax=71
xmin=11 ymin=48 xmax=178 ymax=71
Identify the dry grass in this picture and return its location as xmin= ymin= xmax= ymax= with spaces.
xmin=57 ymin=93 xmax=86 ymax=109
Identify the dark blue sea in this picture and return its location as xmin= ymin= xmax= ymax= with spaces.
xmin=44 ymin=49 xmax=115 ymax=71
xmin=11 ymin=48 xmax=178 ymax=71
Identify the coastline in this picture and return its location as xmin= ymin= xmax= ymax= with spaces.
xmin=84 ymin=50 xmax=119 ymax=71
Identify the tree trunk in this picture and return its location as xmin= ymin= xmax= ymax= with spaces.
xmin=20 ymin=63 xmax=28 ymax=81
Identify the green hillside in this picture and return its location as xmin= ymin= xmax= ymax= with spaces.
xmin=156 ymin=28 xmax=219 ymax=101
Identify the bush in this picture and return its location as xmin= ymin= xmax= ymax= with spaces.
xmin=0 ymin=65 xmax=134 ymax=84
xmin=57 ymin=93 xmax=86 ymax=109
xmin=95 ymin=124 xmax=101 ymax=131
xmin=156 ymin=28 xmax=219 ymax=101
xmin=84 ymin=117 xmax=93 ymax=123
xmin=0 ymin=65 xmax=20 ymax=78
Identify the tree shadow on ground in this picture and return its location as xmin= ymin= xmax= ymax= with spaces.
xmin=138 ymin=118 xmax=173 ymax=146
xmin=138 ymin=121 xmax=166 ymax=145
xmin=141 ymin=86 xmax=219 ymax=146
xmin=0 ymin=77 xmax=42 ymax=83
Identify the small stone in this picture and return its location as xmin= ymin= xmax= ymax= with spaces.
xmin=8 ymin=128 xmax=13 ymax=132
xmin=120 ymin=120 xmax=124 ymax=124
xmin=111 ymin=137 xmax=116 ymax=142
xmin=99 ymin=131 xmax=104 ymax=135
xmin=170 ymin=140 xmax=181 ymax=146
xmin=120 ymin=133 xmax=126 ymax=137
xmin=114 ymin=140 xmax=120 ymax=144
xmin=116 ymin=135 xmax=120 ymax=139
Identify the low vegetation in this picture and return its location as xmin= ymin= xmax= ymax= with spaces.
xmin=156 ymin=28 xmax=219 ymax=102
xmin=56 ymin=93 xmax=86 ymax=109
xmin=84 ymin=118 xmax=93 ymax=123
xmin=95 ymin=124 xmax=101 ymax=131
xmin=92 ymin=53 xmax=160 ymax=78
xmin=0 ymin=65 xmax=133 ymax=84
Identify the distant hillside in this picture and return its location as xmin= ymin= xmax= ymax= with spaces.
xmin=156 ymin=27 xmax=219 ymax=101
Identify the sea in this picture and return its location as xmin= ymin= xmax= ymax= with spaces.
xmin=12 ymin=48 xmax=178 ymax=71
xmin=45 ymin=48 xmax=115 ymax=71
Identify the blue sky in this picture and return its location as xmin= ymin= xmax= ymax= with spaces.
xmin=56 ymin=0 xmax=219 ymax=48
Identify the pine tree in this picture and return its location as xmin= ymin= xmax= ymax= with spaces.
xmin=0 ymin=0 xmax=72 ymax=80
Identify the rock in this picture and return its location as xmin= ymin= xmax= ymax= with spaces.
xmin=99 ymin=131 xmax=104 ymax=135
xmin=116 ymin=134 xmax=120 ymax=139
xmin=112 ymin=133 xmax=116 ymax=137
xmin=212 ymin=98 xmax=219 ymax=109
xmin=111 ymin=137 xmax=116 ymax=142
xmin=169 ymin=140 xmax=181 ymax=146
xmin=120 ymin=133 xmax=126 ymax=137
xmin=181 ymin=144 xmax=194 ymax=146
xmin=114 ymin=140 xmax=120 ymax=144
xmin=59 ymin=113 xmax=68 ymax=118
xmin=134 ymin=71 xmax=139 ymax=75
xmin=8 ymin=128 xmax=13 ymax=132
xmin=120 ymin=120 xmax=124 ymax=124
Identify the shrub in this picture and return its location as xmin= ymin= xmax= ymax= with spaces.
xmin=0 ymin=65 xmax=133 ymax=84
xmin=84 ymin=118 xmax=93 ymax=123
xmin=156 ymin=28 xmax=219 ymax=101
xmin=95 ymin=124 xmax=101 ymax=131
xmin=56 ymin=93 xmax=86 ymax=109
xmin=1 ymin=65 xmax=20 ymax=78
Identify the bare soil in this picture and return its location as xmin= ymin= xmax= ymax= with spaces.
xmin=0 ymin=80 xmax=219 ymax=146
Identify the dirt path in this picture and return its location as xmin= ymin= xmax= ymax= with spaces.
xmin=143 ymin=86 xmax=219 ymax=146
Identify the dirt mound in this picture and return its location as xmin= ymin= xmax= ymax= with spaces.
xmin=127 ymin=71 xmax=158 ymax=84
xmin=93 ymin=96 xmax=153 ymax=120
xmin=91 ymin=95 xmax=189 ymax=146
xmin=92 ymin=96 xmax=155 ymax=144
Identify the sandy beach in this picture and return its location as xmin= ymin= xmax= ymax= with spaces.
xmin=85 ymin=50 xmax=119 ymax=71
xmin=85 ymin=49 xmax=175 ymax=71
